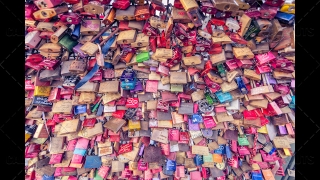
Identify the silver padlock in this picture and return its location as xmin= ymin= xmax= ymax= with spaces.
xmin=198 ymin=99 xmax=214 ymax=114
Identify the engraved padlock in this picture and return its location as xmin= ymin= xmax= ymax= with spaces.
xmin=198 ymin=99 xmax=214 ymax=114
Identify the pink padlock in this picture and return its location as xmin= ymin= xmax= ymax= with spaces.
xmin=255 ymin=51 xmax=276 ymax=65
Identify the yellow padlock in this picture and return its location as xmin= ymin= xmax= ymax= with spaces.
xmin=280 ymin=4 xmax=295 ymax=14
xmin=34 ymin=86 xmax=51 ymax=97
xmin=128 ymin=120 xmax=141 ymax=131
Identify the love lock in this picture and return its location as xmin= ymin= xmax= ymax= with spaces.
xmin=201 ymin=128 xmax=213 ymax=138
xmin=199 ymin=99 xmax=214 ymax=114
xmin=124 ymin=108 xmax=137 ymax=119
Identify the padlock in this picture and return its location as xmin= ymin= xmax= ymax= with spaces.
xmin=172 ymin=7 xmax=192 ymax=23
xmin=264 ymin=0 xmax=285 ymax=7
xmin=260 ymin=4 xmax=278 ymax=20
xmin=280 ymin=3 xmax=295 ymax=14
xmin=275 ymin=11 xmax=295 ymax=25
xmin=198 ymin=100 xmax=214 ymax=114
xmin=186 ymin=8 xmax=204 ymax=28
xmin=201 ymin=1 xmax=217 ymax=14
xmin=243 ymin=20 xmax=261 ymax=41
xmin=157 ymin=99 xmax=170 ymax=112
xmin=60 ymin=13 xmax=82 ymax=25
xmin=112 ymin=0 xmax=130 ymax=9
xmin=212 ymin=0 xmax=239 ymax=12
xmin=134 ymin=5 xmax=150 ymax=21
xmin=34 ymin=0 xmax=63 ymax=9
xmin=244 ymin=7 xmax=260 ymax=20
xmin=33 ymin=4 xmax=68 ymax=20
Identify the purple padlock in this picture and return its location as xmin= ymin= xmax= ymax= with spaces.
xmin=278 ymin=125 xmax=288 ymax=135
xmin=265 ymin=73 xmax=277 ymax=85
xmin=73 ymin=43 xmax=88 ymax=58
xmin=130 ymin=81 xmax=144 ymax=93
xmin=139 ymin=144 xmax=145 ymax=156
xmin=188 ymin=118 xmax=200 ymax=131
xmin=150 ymin=66 xmax=157 ymax=72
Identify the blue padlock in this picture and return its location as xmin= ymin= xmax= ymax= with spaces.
xmin=289 ymin=95 xmax=295 ymax=110
xmin=71 ymin=24 xmax=81 ymax=40
xmin=215 ymin=91 xmax=233 ymax=103
xmin=235 ymin=76 xmax=248 ymax=94
xmin=163 ymin=163 xmax=174 ymax=175
xmin=191 ymin=114 xmax=203 ymax=124
xmin=166 ymin=160 xmax=176 ymax=171
xmin=74 ymin=104 xmax=87 ymax=115
xmin=225 ymin=145 xmax=232 ymax=159
xmin=42 ymin=174 xmax=54 ymax=180
xmin=120 ymin=69 xmax=137 ymax=82
xmin=121 ymin=79 xmax=137 ymax=90
xmin=194 ymin=154 xmax=204 ymax=166
xmin=275 ymin=12 xmax=295 ymax=25
xmin=251 ymin=171 xmax=263 ymax=180
xmin=214 ymin=145 xmax=226 ymax=154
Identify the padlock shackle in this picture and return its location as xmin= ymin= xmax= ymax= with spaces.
xmin=89 ymin=20 xmax=117 ymax=43
xmin=99 ymin=27 xmax=119 ymax=46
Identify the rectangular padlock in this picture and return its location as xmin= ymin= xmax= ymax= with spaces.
xmin=243 ymin=20 xmax=260 ymax=41
xmin=84 ymin=1 xmax=106 ymax=14
xmin=134 ymin=5 xmax=150 ymax=21
xmin=116 ymin=30 xmax=137 ymax=45
xmin=25 ymin=31 xmax=41 ymax=48
xmin=112 ymin=0 xmax=130 ymax=9
xmin=212 ymin=0 xmax=239 ymax=12
xmin=33 ymin=4 xmax=68 ymax=19
xmin=80 ymin=19 xmax=101 ymax=35
xmin=180 ymin=0 xmax=199 ymax=11
xmin=172 ymin=7 xmax=192 ymax=23
xmin=115 ymin=6 xmax=136 ymax=20
xmin=186 ymin=9 xmax=203 ymax=27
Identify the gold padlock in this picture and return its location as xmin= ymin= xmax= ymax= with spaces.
xmin=128 ymin=120 xmax=141 ymax=131
xmin=180 ymin=0 xmax=199 ymax=11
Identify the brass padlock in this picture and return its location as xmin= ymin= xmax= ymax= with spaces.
xmin=116 ymin=30 xmax=137 ymax=45
xmin=39 ymin=43 xmax=61 ymax=53
xmin=269 ymin=19 xmax=283 ymax=43
xmin=36 ymin=22 xmax=55 ymax=32
xmin=130 ymin=33 xmax=149 ymax=48
xmin=69 ymin=58 xmax=87 ymax=74
xmin=150 ymin=16 xmax=166 ymax=29
xmin=115 ymin=6 xmax=136 ymax=21
xmin=172 ymin=7 xmax=192 ymax=23
xmin=84 ymin=1 xmax=106 ymax=14
xmin=212 ymin=0 xmax=239 ymax=12
xmin=50 ymin=25 xmax=68 ymax=43
xmin=239 ymin=14 xmax=252 ymax=37
xmin=180 ymin=0 xmax=199 ymax=11
xmin=183 ymin=55 xmax=202 ymax=66
xmin=232 ymin=47 xmax=254 ymax=59
xmin=170 ymin=72 xmax=187 ymax=84
xmin=80 ymin=19 xmax=101 ymax=36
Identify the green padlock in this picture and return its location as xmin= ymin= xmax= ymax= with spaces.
xmin=217 ymin=64 xmax=226 ymax=77
xmin=203 ymin=154 xmax=213 ymax=163
xmin=170 ymin=84 xmax=184 ymax=92
xmin=205 ymin=92 xmax=214 ymax=105
xmin=58 ymin=34 xmax=78 ymax=52
xmin=136 ymin=52 xmax=149 ymax=63
xmin=238 ymin=135 xmax=250 ymax=146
